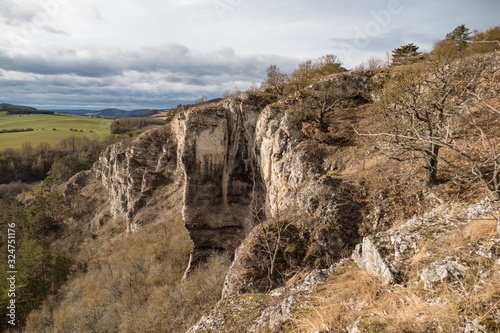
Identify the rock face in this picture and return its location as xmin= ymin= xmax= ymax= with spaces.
xmin=89 ymin=93 xmax=271 ymax=270
xmin=351 ymin=202 xmax=496 ymax=285
xmin=89 ymin=73 xmax=371 ymax=274
xmin=178 ymin=96 xmax=266 ymax=270
xmin=95 ymin=126 xmax=179 ymax=232
xmin=88 ymin=94 xmax=267 ymax=272
xmin=351 ymin=200 xmax=500 ymax=293
xmin=352 ymin=236 xmax=396 ymax=284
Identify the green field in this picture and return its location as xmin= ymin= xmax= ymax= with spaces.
xmin=0 ymin=112 xmax=113 ymax=151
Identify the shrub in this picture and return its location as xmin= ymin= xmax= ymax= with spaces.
xmin=0 ymin=181 xmax=30 ymax=197
xmin=110 ymin=117 xmax=165 ymax=134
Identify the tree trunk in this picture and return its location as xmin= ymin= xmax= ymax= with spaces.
xmin=423 ymin=144 xmax=439 ymax=188
xmin=318 ymin=110 xmax=328 ymax=132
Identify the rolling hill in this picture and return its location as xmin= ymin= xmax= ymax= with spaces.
xmin=54 ymin=108 xmax=154 ymax=118
xmin=0 ymin=111 xmax=114 ymax=151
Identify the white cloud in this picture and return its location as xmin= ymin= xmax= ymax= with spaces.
xmin=0 ymin=43 xmax=297 ymax=109
xmin=0 ymin=0 xmax=40 ymax=25
xmin=170 ymin=0 xmax=208 ymax=6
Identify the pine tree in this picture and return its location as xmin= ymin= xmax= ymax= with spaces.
xmin=445 ymin=24 xmax=471 ymax=50
xmin=391 ymin=43 xmax=421 ymax=66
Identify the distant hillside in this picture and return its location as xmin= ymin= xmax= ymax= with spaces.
xmin=55 ymin=108 xmax=155 ymax=119
xmin=7 ymin=110 xmax=55 ymax=115
xmin=0 ymin=103 xmax=38 ymax=112
xmin=0 ymin=113 xmax=113 ymax=151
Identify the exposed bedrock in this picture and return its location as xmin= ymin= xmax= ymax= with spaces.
xmin=92 ymin=73 xmax=373 ymax=277
xmin=179 ymin=96 xmax=266 ymax=272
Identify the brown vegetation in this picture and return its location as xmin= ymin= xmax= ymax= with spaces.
xmin=110 ymin=117 xmax=166 ymax=134
xmin=292 ymin=222 xmax=500 ymax=332
xmin=25 ymin=212 xmax=230 ymax=333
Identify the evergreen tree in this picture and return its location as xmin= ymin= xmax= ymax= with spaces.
xmin=391 ymin=43 xmax=421 ymax=66
xmin=445 ymin=24 xmax=471 ymax=50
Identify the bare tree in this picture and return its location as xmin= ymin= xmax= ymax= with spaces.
xmin=368 ymin=59 xmax=476 ymax=188
xmin=440 ymin=87 xmax=500 ymax=200
xmin=304 ymin=79 xmax=366 ymax=132
xmin=264 ymin=64 xmax=287 ymax=96
xmin=195 ymin=95 xmax=208 ymax=104
xmin=356 ymin=55 xmax=500 ymax=199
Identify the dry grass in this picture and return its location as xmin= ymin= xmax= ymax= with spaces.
xmin=464 ymin=217 xmax=499 ymax=243
xmin=24 ymin=209 xmax=231 ymax=333
xmin=293 ymin=264 xmax=382 ymax=332
xmin=292 ymin=213 xmax=500 ymax=333
xmin=293 ymin=263 xmax=500 ymax=332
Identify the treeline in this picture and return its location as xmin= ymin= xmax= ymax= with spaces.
xmin=263 ymin=26 xmax=500 ymax=90
xmin=110 ymin=117 xmax=166 ymax=134
xmin=263 ymin=54 xmax=346 ymax=97
xmin=6 ymin=110 xmax=55 ymax=115
xmin=0 ymin=136 xmax=117 ymax=185
xmin=0 ymin=128 xmax=34 ymax=134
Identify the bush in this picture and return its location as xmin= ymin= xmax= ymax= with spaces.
xmin=0 ymin=128 xmax=35 ymax=134
xmin=110 ymin=117 xmax=165 ymax=134
xmin=0 ymin=181 xmax=30 ymax=197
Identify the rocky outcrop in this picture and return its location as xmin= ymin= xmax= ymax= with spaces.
xmin=419 ymin=258 xmax=468 ymax=291
xmin=95 ymin=126 xmax=180 ymax=232
xmin=186 ymin=264 xmax=336 ymax=333
xmin=222 ymin=98 xmax=364 ymax=296
xmin=352 ymin=200 xmax=500 ymax=286
xmin=84 ymin=72 xmax=373 ymax=279
xmin=178 ymin=96 xmax=266 ymax=271
xmin=352 ymin=236 xmax=395 ymax=284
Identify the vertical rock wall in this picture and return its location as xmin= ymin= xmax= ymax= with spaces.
xmin=95 ymin=126 xmax=179 ymax=232
xmin=179 ymin=96 xmax=265 ymax=271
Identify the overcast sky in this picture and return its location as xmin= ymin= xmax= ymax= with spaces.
xmin=0 ymin=0 xmax=498 ymax=110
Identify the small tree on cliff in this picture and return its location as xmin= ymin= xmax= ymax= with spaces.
xmin=314 ymin=54 xmax=345 ymax=75
xmin=445 ymin=24 xmax=472 ymax=50
xmin=391 ymin=43 xmax=421 ymax=66
xmin=286 ymin=60 xmax=315 ymax=96
xmin=264 ymin=65 xmax=287 ymax=96
xmin=432 ymin=24 xmax=473 ymax=61
xmin=364 ymin=59 xmax=472 ymax=188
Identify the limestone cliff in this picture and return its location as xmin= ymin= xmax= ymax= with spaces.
xmin=95 ymin=125 xmax=180 ymax=232
xmin=71 ymin=71 xmax=374 ymax=279
xmin=177 ymin=97 xmax=265 ymax=271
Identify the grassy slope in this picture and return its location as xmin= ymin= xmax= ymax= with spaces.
xmin=0 ymin=112 xmax=113 ymax=150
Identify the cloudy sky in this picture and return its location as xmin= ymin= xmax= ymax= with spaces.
xmin=0 ymin=0 xmax=498 ymax=110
